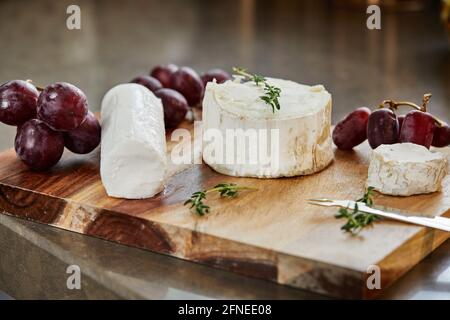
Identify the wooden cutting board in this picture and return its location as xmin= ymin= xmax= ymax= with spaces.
xmin=0 ymin=120 xmax=449 ymax=299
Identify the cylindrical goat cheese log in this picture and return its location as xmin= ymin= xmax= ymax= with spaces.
xmin=100 ymin=83 xmax=166 ymax=199
xmin=202 ymin=77 xmax=333 ymax=178
xmin=367 ymin=143 xmax=448 ymax=196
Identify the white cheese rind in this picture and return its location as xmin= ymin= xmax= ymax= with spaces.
xmin=367 ymin=143 xmax=448 ymax=196
xmin=100 ymin=84 xmax=166 ymax=199
xmin=202 ymin=78 xmax=333 ymax=178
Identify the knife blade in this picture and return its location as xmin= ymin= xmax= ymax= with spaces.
xmin=308 ymin=199 xmax=450 ymax=232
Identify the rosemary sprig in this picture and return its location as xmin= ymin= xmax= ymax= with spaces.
xmin=184 ymin=183 xmax=257 ymax=216
xmin=335 ymin=187 xmax=380 ymax=235
xmin=233 ymin=67 xmax=281 ymax=113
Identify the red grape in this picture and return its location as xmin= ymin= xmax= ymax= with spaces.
xmin=398 ymin=110 xmax=435 ymax=149
xmin=367 ymin=108 xmax=399 ymax=149
xmin=169 ymin=66 xmax=204 ymax=106
xmin=332 ymin=107 xmax=371 ymax=150
xmin=154 ymin=88 xmax=189 ymax=128
xmin=15 ymin=119 xmax=64 ymax=170
xmin=431 ymin=123 xmax=450 ymax=148
xmin=150 ymin=64 xmax=178 ymax=88
xmin=0 ymin=80 xmax=39 ymax=126
xmin=130 ymin=75 xmax=162 ymax=93
xmin=201 ymin=68 xmax=231 ymax=86
xmin=37 ymin=82 xmax=88 ymax=131
xmin=64 ymin=111 xmax=101 ymax=154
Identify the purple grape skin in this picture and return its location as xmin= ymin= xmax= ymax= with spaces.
xmin=154 ymin=88 xmax=189 ymax=128
xmin=150 ymin=64 xmax=178 ymax=88
xmin=14 ymin=119 xmax=64 ymax=170
xmin=432 ymin=123 xmax=450 ymax=148
xmin=130 ymin=75 xmax=162 ymax=93
xmin=201 ymin=69 xmax=231 ymax=86
xmin=37 ymin=82 xmax=88 ymax=132
xmin=398 ymin=110 xmax=435 ymax=149
xmin=332 ymin=107 xmax=371 ymax=150
xmin=0 ymin=80 xmax=39 ymax=126
xmin=367 ymin=108 xmax=399 ymax=149
xmin=64 ymin=111 xmax=101 ymax=154
xmin=169 ymin=66 xmax=204 ymax=107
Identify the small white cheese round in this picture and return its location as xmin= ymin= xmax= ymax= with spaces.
xmin=367 ymin=143 xmax=448 ymax=196
xmin=202 ymin=77 xmax=333 ymax=178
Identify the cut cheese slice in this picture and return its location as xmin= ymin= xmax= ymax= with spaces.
xmin=202 ymin=77 xmax=333 ymax=178
xmin=100 ymin=84 xmax=166 ymax=199
xmin=367 ymin=143 xmax=448 ymax=196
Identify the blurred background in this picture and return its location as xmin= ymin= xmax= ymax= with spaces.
xmin=0 ymin=0 xmax=449 ymax=147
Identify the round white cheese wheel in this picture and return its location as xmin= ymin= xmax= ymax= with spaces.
xmin=367 ymin=143 xmax=448 ymax=196
xmin=202 ymin=77 xmax=333 ymax=178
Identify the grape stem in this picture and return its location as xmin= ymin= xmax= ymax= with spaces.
xmin=26 ymin=79 xmax=45 ymax=91
xmin=379 ymin=93 xmax=446 ymax=127
xmin=379 ymin=99 xmax=422 ymax=112
xmin=421 ymin=93 xmax=432 ymax=112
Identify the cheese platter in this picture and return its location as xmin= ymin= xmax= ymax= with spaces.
xmin=0 ymin=65 xmax=449 ymax=299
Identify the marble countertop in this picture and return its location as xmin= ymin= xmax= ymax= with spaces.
xmin=0 ymin=0 xmax=449 ymax=299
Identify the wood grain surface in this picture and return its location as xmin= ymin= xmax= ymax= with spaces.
xmin=0 ymin=120 xmax=449 ymax=299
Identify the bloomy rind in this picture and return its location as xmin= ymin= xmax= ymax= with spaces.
xmin=366 ymin=143 xmax=448 ymax=196
xmin=202 ymin=79 xmax=334 ymax=178
xmin=100 ymin=84 xmax=167 ymax=199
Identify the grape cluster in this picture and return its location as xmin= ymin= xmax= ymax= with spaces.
xmin=131 ymin=64 xmax=231 ymax=129
xmin=0 ymin=80 xmax=101 ymax=170
xmin=333 ymin=95 xmax=450 ymax=150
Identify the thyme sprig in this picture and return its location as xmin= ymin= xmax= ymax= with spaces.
xmin=335 ymin=187 xmax=380 ymax=235
xmin=184 ymin=183 xmax=257 ymax=216
xmin=356 ymin=186 xmax=375 ymax=207
xmin=232 ymin=67 xmax=281 ymax=113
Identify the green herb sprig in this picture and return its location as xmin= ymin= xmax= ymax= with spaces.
xmin=184 ymin=183 xmax=257 ymax=216
xmin=335 ymin=187 xmax=380 ymax=235
xmin=232 ymin=67 xmax=281 ymax=113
